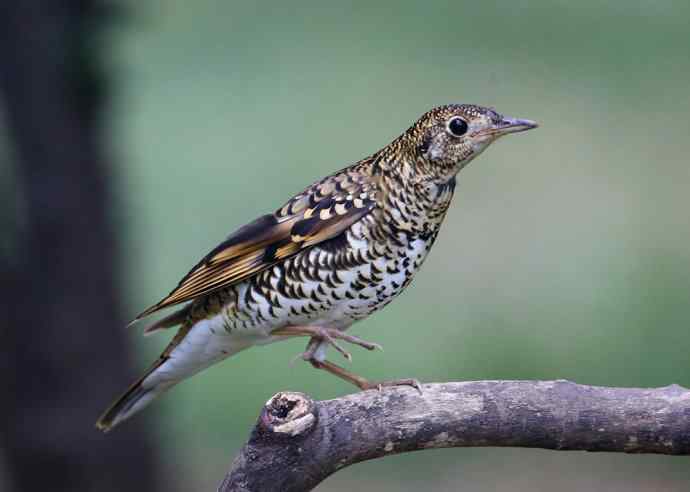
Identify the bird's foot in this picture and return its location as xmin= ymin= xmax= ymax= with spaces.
xmin=274 ymin=325 xmax=383 ymax=363
xmin=359 ymin=378 xmax=423 ymax=394
xmin=306 ymin=359 xmax=423 ymax=394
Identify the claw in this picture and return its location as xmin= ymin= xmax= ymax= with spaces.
xmin=336 ymin=345 xmax=353 ymax=362
xmin=409 ymin=379 xmax=423 ymax=394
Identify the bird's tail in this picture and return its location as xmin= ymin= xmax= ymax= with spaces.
xmin=97 ymin=317 xmax=253 ymax=432
xmin=97 ymin=315 xmax=191 ymax=432
xmin=96 ymin=358 xmax=173 ymax=432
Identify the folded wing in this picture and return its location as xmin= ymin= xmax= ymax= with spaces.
xmin=132 ymin=169 xmax=378 ymax=321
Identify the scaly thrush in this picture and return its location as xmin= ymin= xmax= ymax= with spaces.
xmin=97 ymin=104 xmax=537 ymax=431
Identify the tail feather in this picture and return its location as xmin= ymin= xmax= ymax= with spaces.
xmin=142 ymin=306 xmax=190 ymax=336
xmin=96 ymin=358 xmax=169 ymax=432
xmin=98 ymin=316 xmax=250 ymax=432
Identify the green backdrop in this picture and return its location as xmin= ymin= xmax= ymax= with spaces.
xmin=110 ymin=2 xmax=690 ymax=489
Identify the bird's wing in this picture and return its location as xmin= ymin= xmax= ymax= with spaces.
xmin=132 ymin=169 xmax=378 ymax=321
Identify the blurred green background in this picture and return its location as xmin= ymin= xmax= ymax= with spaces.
xmin=7 ymin=1 xmax=690 ymax=490
xmin=115 ymin=1 xmax=690 ymax=490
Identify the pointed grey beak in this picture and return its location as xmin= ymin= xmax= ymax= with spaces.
xmin=495 ymin=116 xmax=539 ymax=135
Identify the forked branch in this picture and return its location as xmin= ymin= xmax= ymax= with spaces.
xmin=219 ymin=380 xmax=690 ymax=492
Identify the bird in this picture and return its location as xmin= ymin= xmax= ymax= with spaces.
xmin=96 ymin=103 xmax=537 ymax=432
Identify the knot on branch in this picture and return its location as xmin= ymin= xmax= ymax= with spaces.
xmin=259 ymin=392 xmax=317 ymax=438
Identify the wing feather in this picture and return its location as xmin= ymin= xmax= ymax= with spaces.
xmin=132 ymin=170 xmax=378 ymax=322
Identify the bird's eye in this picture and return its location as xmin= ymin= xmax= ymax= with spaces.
xmin=447 ymin=117 xmax=468 ymax=137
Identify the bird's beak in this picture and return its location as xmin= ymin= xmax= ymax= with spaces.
xmin=493 ymin=116 xmax=539 ymax=136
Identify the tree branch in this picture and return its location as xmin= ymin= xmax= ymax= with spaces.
xmin=219 ymin=380 xmax=690 ymax=492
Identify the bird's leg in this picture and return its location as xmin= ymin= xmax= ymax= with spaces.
xmin=273 ymin=325 xmax=419 ymax=392
xmin=300 ymin=336 xmax=321 ymax=360
xmin=272 ymin=325 xmax=383 ymax=362
xmin=309 ymin=359 xmax=422 ymax=393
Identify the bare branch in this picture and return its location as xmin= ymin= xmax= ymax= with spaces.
xmin=218 ymin=380 xmax=690 ymax=492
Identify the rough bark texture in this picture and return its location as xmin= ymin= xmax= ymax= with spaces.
xmin=0 ymin=2 xmax=162 ymax=491
xmin=219 ymin=380 xmax=690 ymax=492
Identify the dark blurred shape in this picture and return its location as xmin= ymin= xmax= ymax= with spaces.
xmin=0 ymin=2 xmax=162 ymax=491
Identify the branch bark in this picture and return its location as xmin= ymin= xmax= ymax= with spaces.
xmin=219 ymin=380 xmax=690 ymax=492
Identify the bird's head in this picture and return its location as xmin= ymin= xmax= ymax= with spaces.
xmin=399 ymin=104 xmax=538 ymax=182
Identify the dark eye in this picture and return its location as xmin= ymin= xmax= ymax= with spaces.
xmin=447 ymin=117 xmax=468 ymax=137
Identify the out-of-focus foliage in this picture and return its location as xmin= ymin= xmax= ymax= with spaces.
xmin=104 ymin=1 xmax=690 ymax=489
